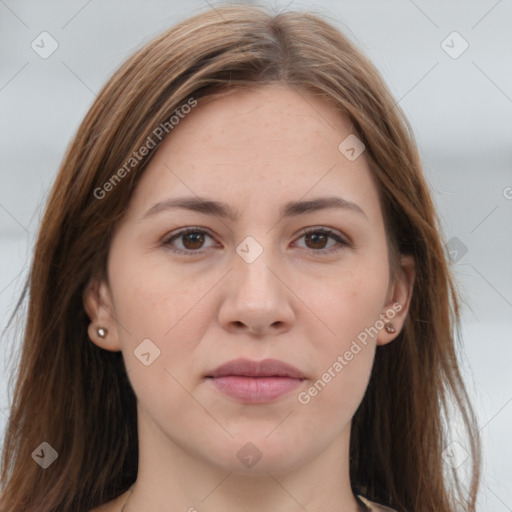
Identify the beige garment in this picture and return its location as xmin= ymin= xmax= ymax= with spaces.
xmin=357 ymin=494 xmax=398 ymax=512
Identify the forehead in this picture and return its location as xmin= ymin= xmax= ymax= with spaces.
xmin=167 ymin=85 xmax=353 ymax=164
xmin=125 ymin=85 xmax=381 ymax=222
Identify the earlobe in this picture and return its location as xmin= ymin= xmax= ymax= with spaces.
xmin=83 ymin=278 xmax=122 ymax=351
xmin=377 ymin=254 xmax=416 ymax=346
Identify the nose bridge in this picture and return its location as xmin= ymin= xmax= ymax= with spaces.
xmin=233 ymin=233 xmax=281 ymax=303
xmin=217 ymin=232 xmax=295 ymax=335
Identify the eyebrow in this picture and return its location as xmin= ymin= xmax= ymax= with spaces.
xmin=140 ymin=195 xmax=367 ymax=221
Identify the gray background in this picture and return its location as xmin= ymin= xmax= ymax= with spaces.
xmin=1 ymin=0 xmax=511 ymax=509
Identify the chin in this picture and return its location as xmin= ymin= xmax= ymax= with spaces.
xmin=200 ymin=434 xmax=319 ymax=475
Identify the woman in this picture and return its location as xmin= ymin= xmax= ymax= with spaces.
xmin=0 ymin=5 xmax=480 ymax=512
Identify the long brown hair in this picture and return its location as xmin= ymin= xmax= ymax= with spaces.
xmin=0 ymin=5 xmax=480 ymax=511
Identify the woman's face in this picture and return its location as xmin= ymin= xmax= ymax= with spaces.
xmin=87 ymin=85 xmax=413 ymax=474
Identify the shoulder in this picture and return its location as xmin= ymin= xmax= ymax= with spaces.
xmin=87 ymin=492 xmax=127 ymax=512
xmin=87 ymin=503 xmax=113 ymax=512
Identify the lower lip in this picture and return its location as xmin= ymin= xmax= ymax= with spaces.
xmin=208 ymin=376 xmax=303 ymax=403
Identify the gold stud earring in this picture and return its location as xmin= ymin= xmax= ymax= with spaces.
xmin=385 ymin=323 xmax=396 ymax=334
xmin=97 ymin=327 xmax=108 ymax=338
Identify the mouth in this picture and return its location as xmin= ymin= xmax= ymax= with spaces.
xmin=205 ymin=358 xmax=306 ymax=403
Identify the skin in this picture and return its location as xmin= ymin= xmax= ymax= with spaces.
xmin=85 ymin=85 xmax=415 ymax=512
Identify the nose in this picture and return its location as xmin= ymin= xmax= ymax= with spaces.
xmin=217 ymin=247 xmax=295 ymax=337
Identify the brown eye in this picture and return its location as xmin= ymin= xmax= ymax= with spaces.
xmin=164 ymin=228 xmax=216 ymax=254
xmin=164 ymin=226 xmax=348 ymax=256
xmin=295 ymin=228 xmax=348 ymax=254
xmin=304 ymin=232 xmax=329 ymax=250
xmin=181 ymin=231 xmax=205 ymax=250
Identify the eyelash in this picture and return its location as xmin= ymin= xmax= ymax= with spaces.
xmin=162 ymin=226 xmax=349 ymax=256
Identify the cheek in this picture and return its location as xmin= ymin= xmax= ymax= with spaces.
xmin=108 ymin=250 xmax=215 ymax=342
xmin=306 ymin=256 xmax=390 ymax=345
xmin=106 ymin=253 xmax=220 ymax=406
xmin=297 ymin=257 xmax=388 ymax=409
xmin=299 ymin=341 xmax=375 ymax=411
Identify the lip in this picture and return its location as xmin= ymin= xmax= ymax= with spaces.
xmin=206 ymin=358 xmax=306 ymax=403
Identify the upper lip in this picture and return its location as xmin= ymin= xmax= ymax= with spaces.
xmin=207 ymin=358 xmax=306 ymax=379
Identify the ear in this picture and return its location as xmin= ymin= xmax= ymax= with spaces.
xmin=377 ymin=254 xmax=415 ymax=346
xmin=83 ymin=277 xmax=122 ymax=351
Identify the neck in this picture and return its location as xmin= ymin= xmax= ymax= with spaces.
xmin=123 ymin=407 xmax=362 ymax=512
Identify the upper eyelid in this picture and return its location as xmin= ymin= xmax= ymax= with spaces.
xmin=163 ymin=226 xmax=216 ymax=243
xmin=164 ymin=225 xmax=345 ymax=239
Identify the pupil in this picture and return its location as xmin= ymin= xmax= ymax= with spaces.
xmin=184 ymin=232 xmax=204 ymax=249
xmin=306 ymin=233 xmax=326 ymax=249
